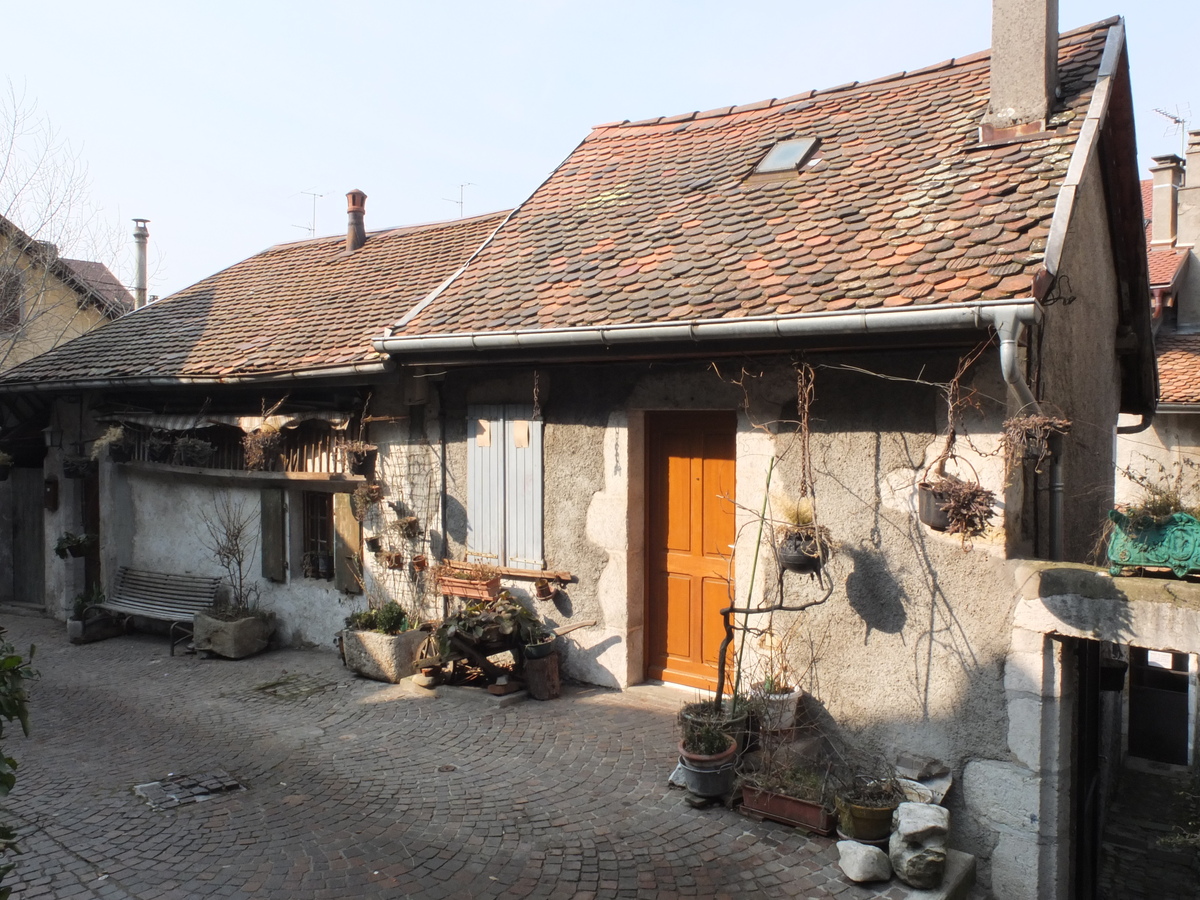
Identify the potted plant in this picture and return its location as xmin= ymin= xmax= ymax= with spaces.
xmin=242 ymin=425 xmax=282 ymax=471
xmin=435 ymin=563 xmax=501 ymax=600
xmin=411 ymin=554 xmax=428 ymax=573
xmin=679 ymin=697 xmax=752 ymax=756
xmin=677 ymin=716 xmax=737 ymax=798
xmin=740 ymin=762 xmax=836 ymax=835
xmin=382 ymin=551 xmax=406 ymax=570
xmin=54 ymin=531 xmax=95 ymax=559
xmin=0 ymin=449 xmax=11 ymax=481
xmin=834 ymin=773 xmax=905 ymax=843
xmin=522 ymin=622 xmax=557 ymax=659
xmin=146 ymin=432 xmax=173 ymax=462
xmin=337 ymin=438 xmax=378 ymax=477
xmin=435 ymin=590 xmax=543 ymax=659
xmin=774 ymin=496 xmax=831 ymax=575
xmin=1108 ymin=464 xmax=1200 ymax=578
xmin=351 ymin=483 xmax=377 ymax=522
xmin=173 ymin=436 xmax=215 ymax=467
xmin=66 ymin=583 xmax=125 ymax=644
xmin=752 ymin=629 xmax=804 ymax=732
xmin=339 ymin=602 xmax=429 ymax=683
xmin=91 ymin=425 xmax=131 ymax=463
xmin=194 ymin=496 xmax=275 ymax=659
xmin=917 ymin=470 xmax=996 ymax=539
xmin=533 ymin=578 xmax=557 ymax=602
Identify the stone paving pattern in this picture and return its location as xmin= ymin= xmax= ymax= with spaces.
xmin=0 ymin=613 xmax=915 ymax=899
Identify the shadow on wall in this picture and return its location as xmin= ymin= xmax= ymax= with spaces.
xmin=843 ymin=544 xmax=908 ymax=638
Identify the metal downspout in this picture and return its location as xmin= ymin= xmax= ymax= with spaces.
xmin=987 ymin=307 xmax=1066 ymax=560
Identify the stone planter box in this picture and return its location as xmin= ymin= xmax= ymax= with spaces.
xmin=68 ymin=615 xmax=126 ymax=645
xmin=340 ymin=628 xmax=429 ymax=683
xmin=193 ymin=612 xmax=274 ymax=659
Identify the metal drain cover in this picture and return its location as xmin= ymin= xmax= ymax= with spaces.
xmin=134 ymin=769 xmax=244 ymax=810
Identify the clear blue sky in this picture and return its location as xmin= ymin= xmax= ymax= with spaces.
xmin=2 ymin=1 xmax=1197 ymax=297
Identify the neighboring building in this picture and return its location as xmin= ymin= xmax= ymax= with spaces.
xmin=1116 ymin=134 xmax=1200 ymax=504
xmin=0 ymin=4 xmax=1167 ymax=897
xmin=0 ymin=212 xmax=132 ymax=608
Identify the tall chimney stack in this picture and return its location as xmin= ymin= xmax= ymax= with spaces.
xmin=133 ymin=218 xmax=150 ymax=309
xmin=346 ymin=190 xmax=367 ymax=253
xmin=1150 ymin=155 xmax=1183 ymax=248
xmin=1179 ymin=131 xmax=1200 ymax=249
xmin=981 ymin=0 xmax=1059 ymax=139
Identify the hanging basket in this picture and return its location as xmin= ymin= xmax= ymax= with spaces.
xmin=777 ymin=528 xmax=826 ymax=574
xmin=917 ymin=482 xmax=952 ymax=532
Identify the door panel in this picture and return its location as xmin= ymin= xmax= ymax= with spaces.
xmin=646 ymin=411 xmax=736 ymax=691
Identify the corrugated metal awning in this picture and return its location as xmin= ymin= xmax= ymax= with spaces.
xmin=101 ymin=412 xmax=351 ymax=433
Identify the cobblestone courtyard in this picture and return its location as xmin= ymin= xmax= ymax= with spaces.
xmin=0 ymin=611 xmax=914 ymax=900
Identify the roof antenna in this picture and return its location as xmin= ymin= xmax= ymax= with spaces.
xmin=443 ymin=183 xmax=475 ymax=218
xmin=1154 ymin=107 xmax=1190 ymax=158
xmin=292 ymin=189 xmax=325 ymax=238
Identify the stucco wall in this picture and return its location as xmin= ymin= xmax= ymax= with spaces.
xmin=1115 ymin=411 xmax=1200 ymax=507
xmin=1035 ymin=158 xmax=1122 ymax=562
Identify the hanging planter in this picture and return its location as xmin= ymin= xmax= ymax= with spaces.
xmin=337 ymin=439 xmax=378 ymax=477
xmin=365 ymin=536 xmax=382 ymax=553
xmin=382 ymin=551 xmax=406 ymax=570
xmin=411 ymin=554 xmax=428 ymax=572
xmin=173 ymin=437 xmax=215 ymax=468
xmin=146 ymin=434 xmax=173 ymax=462
xmin=917 ymin=481 xmax=953 ymax=532
xmin=533 ymin=578 xmax=557 ymax=601
xmin=917 ymin=454 xmax=995 ymax=539
xmin=62 ymin=456 xmax=96 ymax=478
xmin=242 ymin=426 xmax=283 ymax=471
xmin=776 ymin=526 xmax=830 ymax=574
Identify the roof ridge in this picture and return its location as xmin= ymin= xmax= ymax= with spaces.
xmin=591 ymin=16 xmax=1119 ymax=134
xmin=264 ymin=209 xmax=512 ymax=253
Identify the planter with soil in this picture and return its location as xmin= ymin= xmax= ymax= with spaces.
xmin=193 ymin=611 xmax=275 ymax=659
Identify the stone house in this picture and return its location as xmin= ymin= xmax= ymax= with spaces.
xmin=0 ymin=4 xmax=1164 ymax=896
xmin=0 ymin=211 xmax=132 ymax=607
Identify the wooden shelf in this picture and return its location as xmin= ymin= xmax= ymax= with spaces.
xmin=119 ymin=461 xmax=365 ymax=491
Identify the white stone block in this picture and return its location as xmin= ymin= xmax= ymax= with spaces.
xmin=990 ymin=832 xmax=1041 ymax=900
xmin=1009 ymin=626 xmax=1046 ymax=655
xmin=962 ymin=760 xmax=1040 ymax=836
xmin=1006 ymin=696 xmax=1044 ymax=769
xmin=1003 ymin=649 xmax=1046 ymax=696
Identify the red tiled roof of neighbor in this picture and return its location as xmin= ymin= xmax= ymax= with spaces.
xmin=1140 ymin=180 xmax=1188 ymax=288
xmin=60 ymin=258 xmax=135 ymax=315
xmin=1156 ymin=333 xmax=1200 ymax=404
xmin=1 ymin=212 xmax=507 ymax=385
xmin=391 ymin=20 xmax=1115 ymax=339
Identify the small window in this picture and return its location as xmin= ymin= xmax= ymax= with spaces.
xmin=302 ymin=492 xmax=334 ymax=579
xmin=0 ymin=273 xmax=22 ymax=332
xmin=755 ymin=137 xmax=819 ymax=175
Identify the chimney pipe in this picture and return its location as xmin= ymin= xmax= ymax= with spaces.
xmin=981 ymin=0 xmax=1059 ymax=138
xmin=1150 ymin=155 xmax=1184 ymax=248
xmin=133 ymin=218 xmax=150 ymax=309
xmin=346 ymin=190 xmax=367 ymax=253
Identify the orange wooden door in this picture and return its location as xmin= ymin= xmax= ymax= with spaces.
xmin=646 ymin=411 xmax=736 ymax=691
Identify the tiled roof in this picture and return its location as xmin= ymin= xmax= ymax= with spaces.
xmin=1156 ymin=333 xmax=1200 ymax=404
xmin=1141 ymin=180 xmax=1188 ymax=287
xmin=393 ymin=20 xmax=1113 ymax=339
xmin=1 ymin=212 xmax=506 ymax=386
xmin=60 ymin=258 xmax=134 ymax=315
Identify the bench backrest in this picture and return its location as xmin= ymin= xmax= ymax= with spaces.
xmin=109 ymin=567 xmax=224 ymax=622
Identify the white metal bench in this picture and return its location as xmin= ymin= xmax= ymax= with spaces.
xmin=84 ymin=567 xmax=224 ymax=655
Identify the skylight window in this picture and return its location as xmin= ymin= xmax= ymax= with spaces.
xmin=755 ymin=137 xmax=819 ymax=174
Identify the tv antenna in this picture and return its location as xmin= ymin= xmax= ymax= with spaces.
xmin=292 ymin=190 xmax=325 ymax=238
xmin=443 ymin=183 xmax=475 ymax=218
xmin=1154 ymin=107 xmax=1190 ymax=157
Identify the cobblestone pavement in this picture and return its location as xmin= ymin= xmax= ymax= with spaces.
xmin=1 ymin=611 xmax=912 ymax=900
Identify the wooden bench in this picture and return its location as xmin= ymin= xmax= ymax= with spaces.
xmin=84 ymin=567 xmax=224 ymax=655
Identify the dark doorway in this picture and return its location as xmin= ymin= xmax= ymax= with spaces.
xmin=1128 ymin=647 xmax=1190 ymax=766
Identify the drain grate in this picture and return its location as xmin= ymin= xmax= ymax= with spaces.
xmin=134 ymin=769 xmax=244 ymax=810
xmin=252 ymin=673 xmax=337 ymax=700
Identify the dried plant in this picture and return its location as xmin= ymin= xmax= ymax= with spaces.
xmin=199 ymin=494 xmax=262 ymax=619
xmin=1001 ymin=414 xmax=1071 ymax=473
xmin=925 ymin=476 xmax=996 ymax=539
xmin=242 ymin=425 xmax=282 ymax=471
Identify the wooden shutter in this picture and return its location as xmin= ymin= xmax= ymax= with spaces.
xmin=467 ymin=405 xmax=504 ymax=564
xmin=260 ymin=488 xmax=287 ymax=582
xmin=504 ymin=405 xmax=543 ymax=568
xmin=332 ymin=491 xmax=362 ymax=593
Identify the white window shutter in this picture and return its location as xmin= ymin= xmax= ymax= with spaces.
xmin=467 ymin=405 xmax=504 ymax=564
xmin=504 ymin=404 xmax=543 ymax=568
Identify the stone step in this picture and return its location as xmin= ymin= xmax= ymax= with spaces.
xmin=903 ymin=850 xmax=976 ymax=900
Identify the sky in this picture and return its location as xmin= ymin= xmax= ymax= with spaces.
xmin=1 ymin=1 xmax=1197 ymax=299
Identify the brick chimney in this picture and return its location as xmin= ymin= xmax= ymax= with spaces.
xmin=1150 ymin=155 xmax=1184 ymax=248
xmin=346 ymin=190 xmax=367 ymax=252
xmin=981 ymin=0 xmax=1059 ymax=140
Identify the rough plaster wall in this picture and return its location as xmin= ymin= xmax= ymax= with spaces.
xmin=358 ymin=384 xmax=444 ymax=624
xmin=42 ymin=397 xmax=97 ymax=619
xmin=1037 ymin=160 xmax=1122 ymax=561
xmin=124 ymin=471 xmax=355 ymax=650
xmin=1115 ymin=412 xmax=1200 ymax=507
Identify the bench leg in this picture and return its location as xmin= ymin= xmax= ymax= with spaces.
xmin=169 ymin=622 xmax=193 ymax=656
